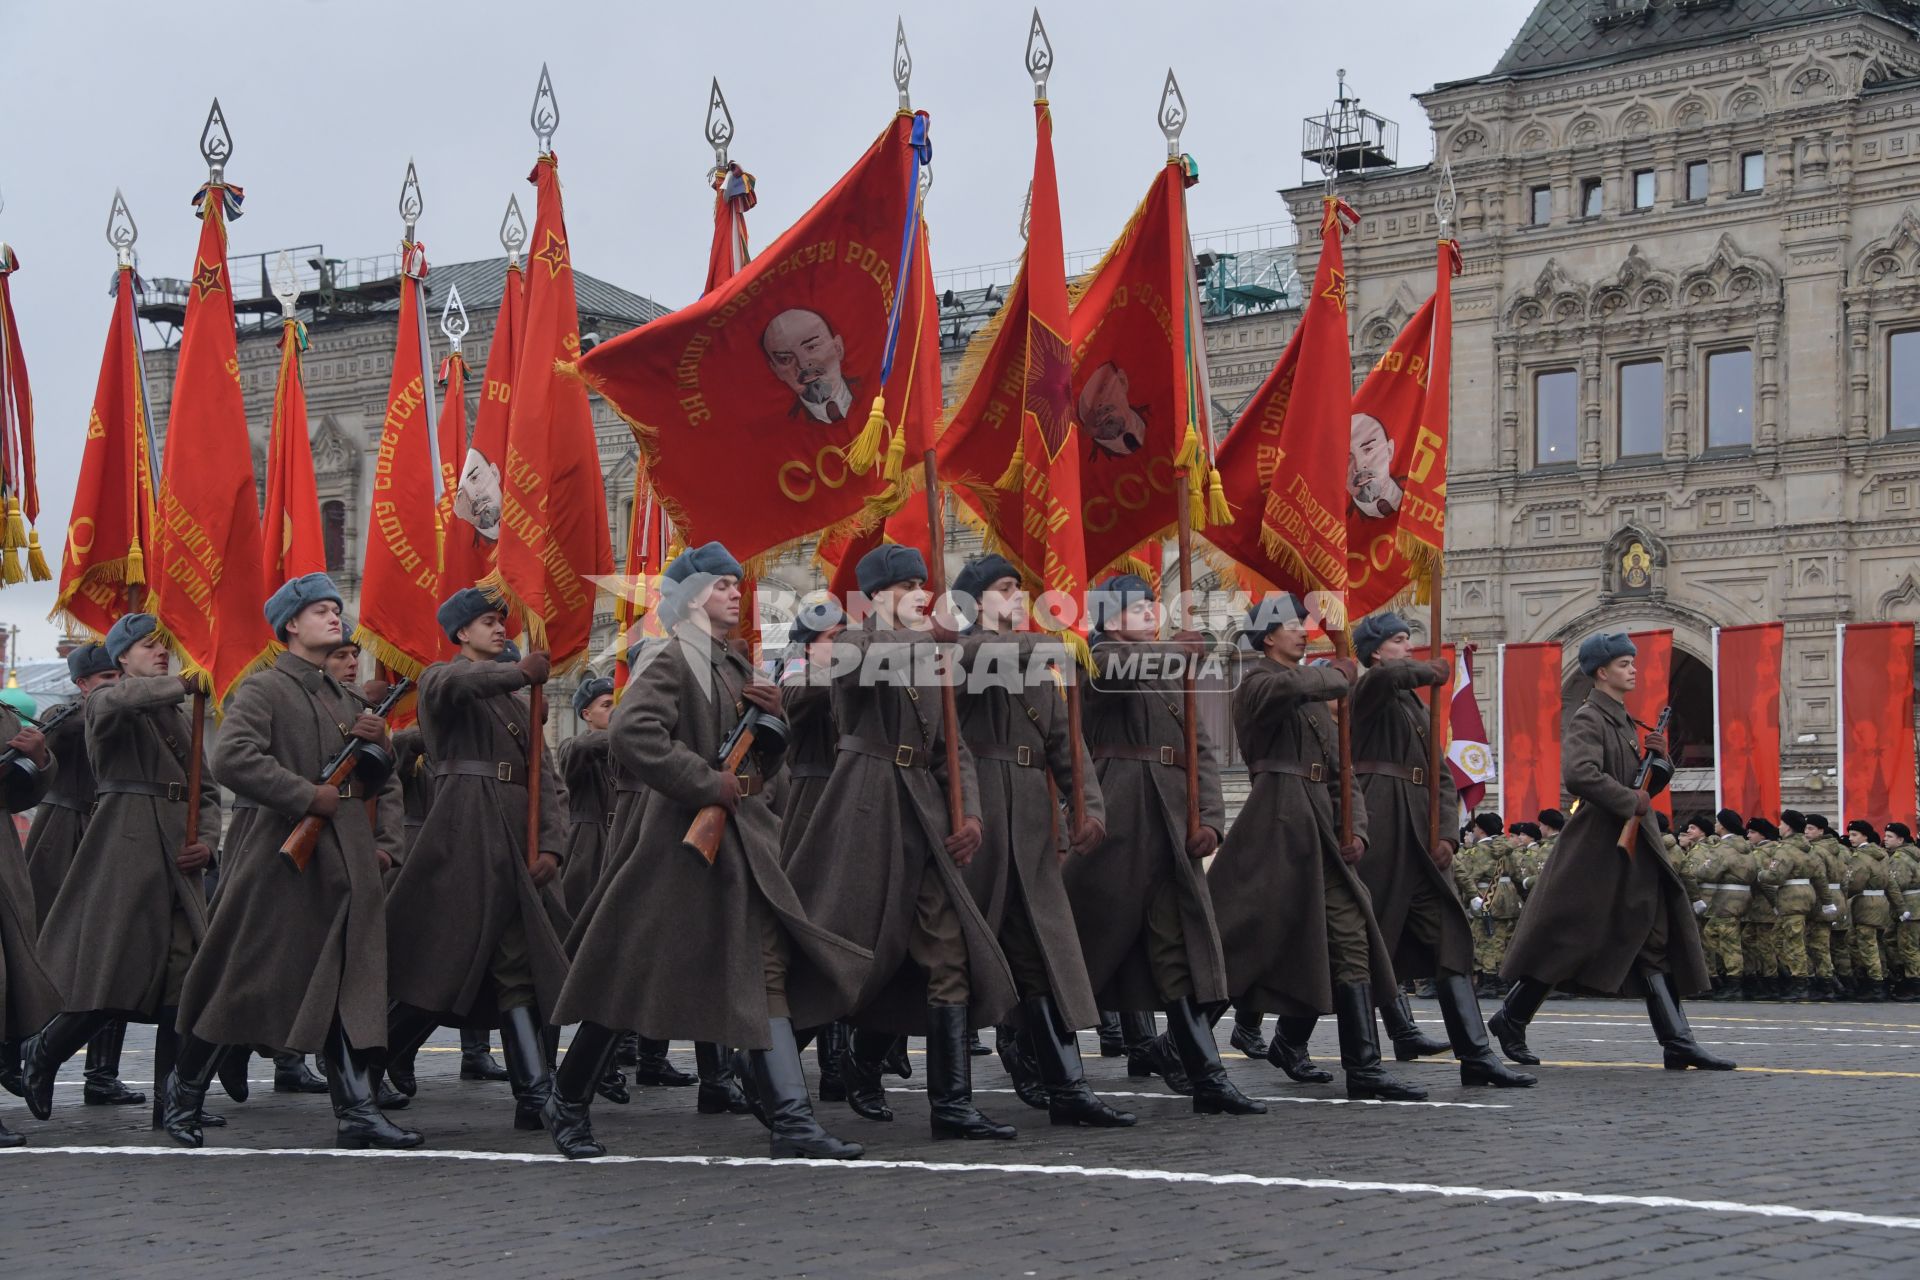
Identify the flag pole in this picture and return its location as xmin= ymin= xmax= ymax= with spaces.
xmin=924 ymin=451 xmax=964 ymax=833
xmin=107 ymin=190 xmax=146 ymax=615
xmin=1427 ymin=167 xmax=1457 ymax=856
xmin=519 ymin=65 xmax=561 ymax=870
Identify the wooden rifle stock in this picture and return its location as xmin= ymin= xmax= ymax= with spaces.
xmin=683 ymin=720 xmax=760 ymax=865
xmin=279 ymin=678 xmax=414 ymax=873
xmin=1615 ymin=705 xmax=1672 ymax=853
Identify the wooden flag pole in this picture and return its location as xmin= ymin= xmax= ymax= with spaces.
xmin=1428 ymin=559 xmax=1445 ymax=855
xmin=183 ymin=690 xmax=207 ymax=848
xmin=1174 ymin=485 xmax=1201 ymax=844
xmin=922 ymin=450 xmax=965 ymax=834
xmin=524 ymin=607 xmax=545 ymax=870
xmin=1067 ymin=678 xmax=1087 ymax=835
xmin=1329 ymin=628 xmax=1356 ymax=849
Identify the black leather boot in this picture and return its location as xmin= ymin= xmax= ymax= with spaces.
xmin=159 ymin=1032 xmax=223 ymax=1148
xmin=499 ymin=1006 xmax=555 ymax=1130
xmin=544 ymin=1021 xmax=618 ymax=1159
xmin=382 ymin=1004 xmax=439 ymax=1097
xmin=1266 ymin=1015 xmax=1333 ymax=1083
xmin=695 ymin=1041 xmax=751 ymax=1114
xmin=1143 ymin=1032 xmax=1194 ymax=1094
xmin=884 ymin=1036 xmax=913 ymax=1080
xmin=1782 ymin=976 xmax=1813 ymax=1002
xmin=0 ymin=1114 xmax=19 ymax=1148
xmin=216 ymin=1045 xmax=251 ymax=1103
xmin=839 ymin=1027 xmax=894 ymax=1122
xmin=150 ymin=1012 xmax=178 ymax=1131
xmin=742 ymin=1018 xmax=863 ymax=1160
xmin=814 ymin=1022 xmax=848 ymax=1101
xmin=595 ymin=1062 xmax=631 ymax=1105
xmin=0 ymin=1038 xmax=23 ymax=1098
xmin=1164 ymin=996 xmax=1264 ymax=1115
xmin=1488 ymin=976 xmax=1553 ymax=1066
xmin=995 ymin=1021 xmax=1049 ymax=1111
xmin=1334 ymin=982 xmax=1428 ymax=1101
xmin=274 ymin=1051 xmax=329 ymax=1094
xmin=1642 ymin=969 xmax=1737 ymax=1070
xmin=1229 ymin=1007 xmax=1269 ymax=1060
xmin=926 ymin=1004 xmax=1016 ymax=1139
xmin=633 ymin=1037 xmax=696 ymax=1087
xmin=1024 ymin=996 xmax=1134 ymax=1128
xmin=966 ymin=1028 xmax=992 ymax=1056
xmin=1097 ymin=1011 xmax=1125 ymax=1058
xmin=458 ymin=1026 xmax=510 ymax=1080
xmin=324 ymin=1021 xmax=423 ymax=1150
xmin=1433 ymin=971 xmax=1536 ymax=1088
xmin=1380 ymin=992 xmax=1450 ymax=1062
xmin=1121 ymin=1011 xmax=1158 ymax=1078
xmin=82 ymin=1021 xmax=146 ymax=1106
xmin=615 ymin=1030 xmax=640 ymax=1067
xmin=23 ymin=1009 xmax=110 ymax=1121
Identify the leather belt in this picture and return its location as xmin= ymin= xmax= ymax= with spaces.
xmin=1092 ymin=744 xmax=1180 ymax=766
xmin=786 ymin=764 xmax=834 ymax=779
xmin=839 ymin=735 xmax=931 ymax=769
xmin=968 ymin=740 xmax=1041 ymax=768
xmin=42 ymin=795 xmax=90 ymax=812
xmin=404 ymin=819 xmax=425 ymax=830
xmin=1354 ymin=761 xmax=1425 ymax=785
xmin=1248 ymin=758 xmax=1328 ymax=783
xmin=1783 ymin=878 xmax=1813 ymax=886
xmin=569 ymin=811 xmax=607 ymax=827
xmin=433 ymin=760 xmax=525 ymax=787
xmin=96 ymin=779 xmax=188 ymax=802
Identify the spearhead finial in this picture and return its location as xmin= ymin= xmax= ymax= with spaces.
xmin=1435 ymin=160 xmax=1458 ymax=239
xmin=1158 ymin=69 xmax=1187 ymax=160
xmin=1026 ymin=9 xmax=1053 ymax=98
xmin=1019 ymin=181 xmax=1032 ymax=244
xmin=919 ymin=164 xmax=933 ymax=208
xmin=531 ymin=63 xmax=560 ymax=154
xmin=894 ymin=18 xmax=913 ymax=111
xmin=500 ymin=194 xmax=528 ymax=266
xmin=200 ymin=97 xmax=234 ymax=182
xmin=106 ymin=188 xmax=139 ymax=268
xmin=706 ymin=78 xmax=734 ymax=173
xmin=440 ymin=281 xmax=470 ymax=353
xmin=399 ymin=159 xmax=423 ymax=242
xmin=271 ymin=250 xmax=299 ymax=319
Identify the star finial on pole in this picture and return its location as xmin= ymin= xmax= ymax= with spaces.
xmin=531 ymin=63 xmax=560 ymax=154
xmin=106 ymin=189 xmax=139 ymax=269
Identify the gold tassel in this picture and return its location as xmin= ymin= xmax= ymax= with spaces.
xmin=5 ymin=497 xmax=25 ymax=551
xmin=883 ymin=423 xmax=907 ymax=484
xmin=126 ymin=534 xmax=146 ymax=586
xmin=1 ymin=545 xmax=20 ymax=584
xmin=1174 ymin=422 xmax=1201 ymax=472
xmin=847 ymin=395 xmax=889 ymax=475
xmin=1207 ymin=467 xmax=1234 ymax=526
xmin=26 ymin=530 xmax=49 ymax=581
xmin=994 ymin=436 xmax=1026 ymax=491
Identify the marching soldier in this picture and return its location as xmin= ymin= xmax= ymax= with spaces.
xmin=1490 ymin=632 xmax=1733 ymax=1071
xmin=1066 ymin=574 xmax=1262 ymax=1116
xmin=0 ymin=669 xmax=60 ymax=1147
xmin=1536 ymin=809 xmax=1565 ymax=858
xmin=1741 ymin=813 xmax=1785 ymax=1000
xmin=547 ymin=542 xmax=870 ymax=1160
xmin=947 ymin=554 xmax=1133 ymax=1128
xmin=1844 ymin=820 xmax=1902 ymax=1001
xmin=161 ymin=574 xmax=419 ymax=1149
xmin=1803 ymin=815 xmax=1853 ymax=997
xmin=1763 ymin=809 xmax=1823 ymax=1001
xmin=1680 ymin=814 xmax=1755 ymax=999
xmin=20 ymin=644 xmax=144 ymax=1109
xmin=1456 ymin=813 xmax=1518 ymax=996
xmin=1885 ymin=824 xmax=1920 ymax=1000
xmin=380 ymin=588 xmax=571 ymax=1132
xmin=23 ymin=612 xmax=223 ymax=1125
xmin=558 ymin=676 xmax=616 ymax=917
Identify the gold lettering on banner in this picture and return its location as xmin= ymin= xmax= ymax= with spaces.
xmin=1260 ymin=472 xmax=1347 ymax=588
xmin=1083 ymin=456 xmax=1177 ymax=535
xmin=499 ymin=444 xmax=590 ymax=614
xmin=777 ymin=445 xmax=852 ymax=504
xmin=65 ymin=517 xmax=97 ymax=564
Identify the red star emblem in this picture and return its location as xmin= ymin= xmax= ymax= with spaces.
xmin=191 ymin=256 xmax=226 ymax=301
xmin=1023 ymin=319 xmax=1075 ymax=460
xmin=535 ymin=229 xmax=570 ymax=279
xmin=1320 ymin=267 xmax=1347 ymax=315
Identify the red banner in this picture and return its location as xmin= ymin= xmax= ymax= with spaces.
xmin=1839 ymin=621 xmax=1918 ymax=829
xmin=261 ymin=318 xmax=325 ymax=586
xmin=448 ymin=262 xmax=521 ymax=593
xmin=435 ymin=349 xmax=473 ymax=591
xmin=1714 ymin=622 xmax=1782 ymax=823
xmin=1499 ymin=642 xmax=1563 ymax=823
xmin=576 ymin=115 xmax=937 ymax=572
xmin=1625 ymin=628 xmax=1673 ymax=818
xmin=0 ymin=244 xmax=45 ymax=581
xmin=705 ymin=162 xmax=756 ymax=295
xmin=53 ymin=266 xmax=154 ymax=637
xmin=147 ymin=183 xmax=275 ymax=702
xmin=488 ymin=153 xmax=613 ymax=664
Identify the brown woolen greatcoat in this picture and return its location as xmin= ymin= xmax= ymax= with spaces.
xmin=1064 ymin=638 xmax=1229 ymax=1011
xmin=24 ymin=707 xmax=91 ymax=926
xmin=178 ymin=654 xmax=395 ymax=1052
xmin=38 ymin=675 xmax=220 ymax=1018
xmin=956 ymin=632 xmax=1106 ymax=1030
xmin=1352 ymin=659 xmax=1471 ymax=978
xmin=776 ymin=674 xmax=836 ymax=866
xmin=1211 ymin=657 xmax=1396 ymax=1016
xmin=1 ymin=704 xmax=63 ymax=1039
xmin=383 ymin=656 xmax=571 ymax=1024
xmin=1501 ymin=688 xmax=1710 ymax=997
xmin=556 ymin=628 xmax=870 ymax=1048
xmin=783 ymin=623 xmax=1017 ymax=1034
xmin=557 ymin=728 xmax=613 ymax=916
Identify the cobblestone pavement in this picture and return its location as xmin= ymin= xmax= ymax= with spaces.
xmin=5 ymin=998 xmax=1919 ymax=1277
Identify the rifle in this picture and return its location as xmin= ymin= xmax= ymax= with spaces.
xmin=682 ymin=703 xmax=789 ymax=864
xmin=1615 ymin=705 xmax=1671 ymax=854
xmin=279 ymin=678 xmax=414 ymax=873
xmin=1 ymin=700 xmax=80 ymax=773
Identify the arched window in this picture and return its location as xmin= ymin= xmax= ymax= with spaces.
xmin=322 ymin=500 xmax=348 ymax=574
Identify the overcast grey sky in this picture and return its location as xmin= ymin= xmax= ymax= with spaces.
xmin=0 ymin=0 xmax=1536 ymax=660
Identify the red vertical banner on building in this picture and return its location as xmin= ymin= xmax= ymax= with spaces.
xmin=1713 ymin=622 xmax=1782 ymax=822
xmin=1838 ymin=621 xmax=1918 ymax=829
xmin=1498 ymin=642 xmax=1563 ymax=823
xmin=1625 ymin=628 xmax=1673 ymax=818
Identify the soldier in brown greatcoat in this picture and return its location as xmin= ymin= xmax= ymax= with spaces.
xmin=19 ymin=644 xmax=145 ymax=1109
xmin=546 ymin=542 xmax=869 ymax=1160
xmin=380 ymin=587 xmax=571 ymax=1131
xmin=0 ymin=677 xmax=59 ymax=1147
xmin=1491 ymin=632 xmax=1733 ymax=1072
xmin=160 ymin=574 xmax=419 ymax=1149
xmin=23 ymin=611 xmax=221 ymax=1127
xmin=1066 ymin=574 xmax=1265 ymax=1117
xmin=558 ymin=676 xmax=616 ymax=917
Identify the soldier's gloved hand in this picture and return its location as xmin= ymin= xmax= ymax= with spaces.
xmin=1338 ymin=837 xmax=1365 ymax=865
xmin=362 ymin=678 xmax=392 ymax=705
xmin=1693 ymin=899 xmax=1708 ymax=916
xmin=307 ymin=783 xmax=341 ymax=819
xmin=349 ymin=712 xmax=387 ymax=744
xmin=1469 ymin=895 xmax=1485 ymax=915
xmin=1643 ymin=732 xmax=1669 ymax=757
xmin=1324 ymin=655 xmax=1359 ymax=683
xmin=1430 ymin=839 xmax=1456 ymax=872
xmin=529 ymin=851 xmax=560 ymax=889
xmin=1633 ymin=792 xmax=1651 ymax=817
xmin=176 ymin=841 xmax=212 ymax=872
xmin=741 ymin=680 xmax=782 ymax=715
xmin=377 ymin=849 xmax=393 ymax=872
xmin=1070 ymin=815 xmax=1106 ymax=857
xmin=1424 ymin=659 xmax=1452 ymax=686
xmin=1903 ymin=911 xmax=1913 ymax=922
xmin=945 ymin=815 xmax=983 ymax=866
xmin=5 ymin=726 xmax=48 ymax=770
xmin=1184 ymin=825 xmax=1220 ymax=860
xmin=517 ymin=649 xmax=552 ymax=686
xmin=712 ymin=770 xmax=743 ymax=813
xmin=1822 ymin=903 xmax=1839 ymax=918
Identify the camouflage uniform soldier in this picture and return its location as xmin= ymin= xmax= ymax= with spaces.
xmin=1764 ymin=811 xmax=1823 ymax=1002
xmin=1803 ymin=815 xmax=1853 ymax=997
xmin=1740 ymin=817 xmax=1784 ymax=1000
xmin=1884 ymin=824 xmax=1920 ymax=1000
xmin=1455 ymin=814 xmax=1516 ymax=997
xmin=1681 ymin=815 xmax=1756 ymax=1000
xmin=1844 ymin=821 xmax=1904 ymax=1001
xmin=1536 ymin=809 xmax=1565 ymax=860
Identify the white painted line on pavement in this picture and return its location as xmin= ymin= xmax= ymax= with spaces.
xmin=977 ymin=1087 xmax=1513 ymax=1110
xmin=5 ymin=1146 xmax=1917 ymax=1232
